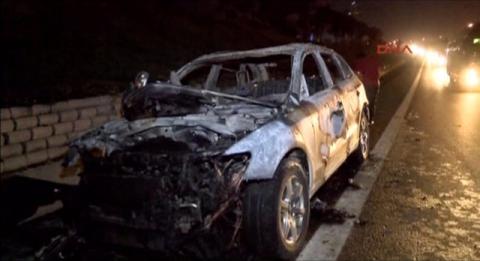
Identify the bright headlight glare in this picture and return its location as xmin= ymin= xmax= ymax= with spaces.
xmin=462 ymin=68 xmax=480 ymax=88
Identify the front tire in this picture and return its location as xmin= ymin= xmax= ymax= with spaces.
xmin=353 ymin=108 xmax=370 ymax=163
xmin=243 ymin=155 xmax=310 ymax=260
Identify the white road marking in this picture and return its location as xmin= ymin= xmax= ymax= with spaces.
xmin=298 ymin=63 xmax=425 ymax=261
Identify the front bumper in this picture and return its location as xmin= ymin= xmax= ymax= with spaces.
xmin=68 ymin=151 xmax=248 ymax=255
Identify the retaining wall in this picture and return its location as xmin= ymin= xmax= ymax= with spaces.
xmin=0 ymin=95 xmax=122 ymax=177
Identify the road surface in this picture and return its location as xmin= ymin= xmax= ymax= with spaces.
xmin=337 ymin=61 xmax=480 ymax=260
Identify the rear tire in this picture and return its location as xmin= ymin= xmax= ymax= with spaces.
xmin=243 ymin=155 xmax=310 ymax=260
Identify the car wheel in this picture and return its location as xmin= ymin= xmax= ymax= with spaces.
xmin=354 ymin=109 xmax=370 ymax=162
xmin=243 ymin=155 xmax=310 ymax=260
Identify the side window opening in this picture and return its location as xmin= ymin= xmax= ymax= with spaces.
xmin=302 ymin=54 xmax=326 ymax=93
xmin=321 ymin=53 xmax=345 ymax=85
xmin=180 ymin=65 xmax=211 ymax=88
xmin=216 ymin=67 xmax=238 ymax=90
xmin=336 ymin=55 xmax=354 ymax=79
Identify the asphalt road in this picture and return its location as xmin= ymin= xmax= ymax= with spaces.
xmin=338 ymin=62 xmax=480 ymax=260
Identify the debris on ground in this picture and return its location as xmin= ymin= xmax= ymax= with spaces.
xmin=347 ymin=178 xmax=363 ymax=190
xmin=311 ymin=198 xmax=355 ymax=224
xmin=406 ymin=111 xmax=420 ymax=121
xmin=354 ymin=218 xmax=368 ymax=226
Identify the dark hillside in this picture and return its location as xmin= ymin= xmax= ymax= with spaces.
xmin=2 ymin=0 xmax=381 ymax=106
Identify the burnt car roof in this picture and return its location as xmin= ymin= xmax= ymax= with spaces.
xmin=191 ymin=43 xmax=333 ymax=63
xmin=176 ymin=43 xmax=335 ymax=78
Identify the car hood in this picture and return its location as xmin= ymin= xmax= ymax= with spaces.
xmin=121 ymin=82 xmax=277 ymax=120
xmin=69 ymin=103 xmax=279 ymax=158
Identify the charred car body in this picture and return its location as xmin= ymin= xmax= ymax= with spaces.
xmin=62 ymin=43 xmax=370 ymax=259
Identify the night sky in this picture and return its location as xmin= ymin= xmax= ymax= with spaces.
xmin=331 ymin=0 xmax=480 ymax=42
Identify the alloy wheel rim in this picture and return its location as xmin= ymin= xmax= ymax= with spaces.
xmin=279 ymin=175 xmax=305 ymax=245
xmin=360 ymin=116 xmax=369 ymax=158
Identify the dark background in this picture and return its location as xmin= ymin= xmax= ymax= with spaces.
xmin=1 ymin=0 xmax=382 ymax=107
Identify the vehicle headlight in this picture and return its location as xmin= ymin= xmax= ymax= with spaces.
xmin=218 ymin=153 xmax=250 ymax=191
xmin=461 ymin=67 xmax=480 ymax=88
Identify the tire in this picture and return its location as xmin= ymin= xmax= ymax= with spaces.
xmin=243 ymin=155 xmax=310 ymax=260
xmin=353 ymin=108 xmax=370 ymax=163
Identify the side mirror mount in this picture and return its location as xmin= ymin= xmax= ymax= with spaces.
xmin=170 ymin=71 xmax=181 ymax=85
xmin=299 ymin=74 xmax=310 ymax=100
xmin=134 ymin=71 xmax=149 ymax=89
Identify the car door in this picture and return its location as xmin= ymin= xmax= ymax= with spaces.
xmin=299 ymin=52 xmax=345 ymax=189
xmin=299 ymin=52 xmax=332 ymax=189
xmin=319 ymin=52 xmax=351 ymax=178
xmin=334 ymin=54 xmax=363 ymax=153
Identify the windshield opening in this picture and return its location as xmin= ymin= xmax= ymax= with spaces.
xmin=180 ymin=55 xmax=293 ymax=104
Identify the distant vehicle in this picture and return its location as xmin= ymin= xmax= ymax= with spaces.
xmin=61 ymin=43 xmax=370 ymax=259
xmin=447 ymin=23 xmax=480 ymax=90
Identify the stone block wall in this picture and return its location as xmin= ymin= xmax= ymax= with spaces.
xmin=0 ymin=95 xmax=122 ymax=177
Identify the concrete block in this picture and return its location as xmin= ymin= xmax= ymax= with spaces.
xmin=68 ymin=131 xmax=86 ymax=141
xmin=1 ymin=120 xmax=15 ymax=133
xmin=92 ymin=115 xmax=108 ymax=127
xmin=25 ymin=139 xmax=47 ymax=152
xmin=1 ymin=144 xmax=23 ymax=158
xmin=15 ymin=116 xmax=38 ymax=130
xmin=26 ymin=150 xmax=48 ymax=166
xmin=109 ymin=115 xmax=120 ymax=121
xmin=113 ymin=103 xmax=122 ymax=115
xmin=79 ymin=108 xmax=96 ymax=119
xmin=2 ymin=155 xmax=28 ymax=172
xmin=73 ymin=119 xmax=92 ymax=132
xmin=51 ymin=101 xmax=71 ymax=112
xmin=47 ymin=135 xmax=68 ymax=147
xmin=59 ymin=110 xmax=78 ymax=122
xmin=31 ymin=104 xmax=51 ymax=115
xmin=6 ymin=130 xmax=32 ymax=144
xmin=38 ymin=113 xmax=59 ymax=126
xmin=10 ymin=107 xmax=31 ymax=118
xmin=53 ymin=122 xmax=73 ymax=135
xmin=84 ymin=95 xmax=112 ymax=107
xmin=96 ymin=105 xmax=112 ymax=115
xmin=32 ymin=126 xmax=53 ymax=140
xmin=98 ymin=95 xmax=113 ymax=104
xmin=1 ymin=108 xmax=11 ymax=120
xmin=47 ymin=146 xmax=68 ymax=160
xmin=113 ymin=95 xmax=122 ymax=105
xmin=67 ymin=98 xmax=88 ymax=109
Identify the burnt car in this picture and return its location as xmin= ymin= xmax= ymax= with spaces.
xmin=62 ymin=43 xmax=370 ymax=259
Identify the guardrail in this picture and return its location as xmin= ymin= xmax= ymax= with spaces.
xmin=1 ymin=95 xmax=122 ymax=177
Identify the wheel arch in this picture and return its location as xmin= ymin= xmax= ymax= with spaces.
xmin=362 ymin=102 xmax=370 ymax=122
xmin=283 ymin=148 xmax=312 ymax=188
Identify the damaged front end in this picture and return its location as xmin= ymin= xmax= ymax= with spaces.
xmin=62 ymin=83 xmax=278 ymax=257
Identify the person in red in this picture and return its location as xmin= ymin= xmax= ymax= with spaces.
xmin=353 ymin=49 xmax=380 ymax=123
